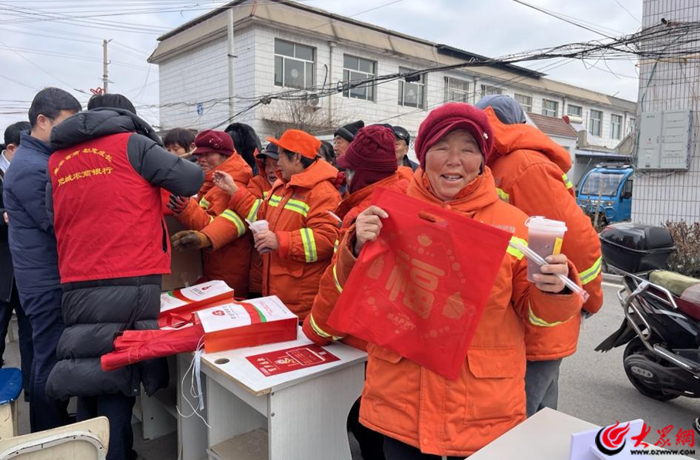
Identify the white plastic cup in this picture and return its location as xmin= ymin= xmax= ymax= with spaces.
xmin=248 ymin=220 xmax=269 ymax=235
xmin=525 ymin=217 xmax=567 ymax=282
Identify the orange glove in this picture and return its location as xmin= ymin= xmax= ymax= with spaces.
xmin=171 ymin=230 xmax=211 ymax=251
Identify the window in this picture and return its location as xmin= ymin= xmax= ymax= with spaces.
xmin=542 ymin=99 xmax=559 ymax=117
xmin=343 ymin=55 xmax=376 ymax=101
xmin=480 ymin=84 xmax=503 ymax=97
xmin=611 ymin=114 xmax=623 ymax=140
xmin=274 ymin=39 xmax=315 ymax=89
xmin=444 ymin=77 xmax=470 ymax=103
xmin=621 ymin=177 xmax=633 ymax=198
xmin=627 ymin=117 xmax=636 ymax=134
xmin=589 ymin=109 xmax=603 ymax=136
xmin=567 ymin=105 xmax=583 ymax=117
xmin=514 ymin=93 xmax=532 ymax=112
xmin=581 ymin=172 xmax=625 ymax=196
xmin=398 ymin=67 xmax=425 ymax=108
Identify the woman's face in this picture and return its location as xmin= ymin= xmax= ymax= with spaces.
xmin=277 ymin=149 xmax=304 ymax=181
xmin=264 ymin=157 xmax=280 ymax=185
xmin=196 ymin=152 xmax=227 ymax=173
xmin=424 ymin=129 xmax=483 ymax=201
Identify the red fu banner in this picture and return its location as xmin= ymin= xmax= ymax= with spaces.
xmin=328 ymin=187 xmax=511 ymax=380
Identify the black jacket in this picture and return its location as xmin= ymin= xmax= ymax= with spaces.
xmin=3 ymin=134 xmax=61 ymax=296
xmin=45 ymin=109 xmax=204 ymax=399
xmin=0 ymin=167 xmax=13 ymax=303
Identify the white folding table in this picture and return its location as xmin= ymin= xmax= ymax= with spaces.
xmin=177 ymin=327 xmax=367 ymax=460
xmin=470 ymin=408 xmax=695 ymax=460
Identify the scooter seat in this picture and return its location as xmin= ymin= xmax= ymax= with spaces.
xmin=677 ymin=296 xmax=700 ymax=322
xmin=649 ymin=270 xmax=700 ymax=297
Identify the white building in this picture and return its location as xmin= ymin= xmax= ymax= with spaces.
xmin=149 ymin=0 xmax=636 ymax=179
xmin=630 ymin=0 xmax=700 ymax=226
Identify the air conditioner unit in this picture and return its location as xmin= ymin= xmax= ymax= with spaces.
xmin=304 ymin=92 xmax=321 ymax=109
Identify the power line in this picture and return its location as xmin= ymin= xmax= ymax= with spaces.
xmin=613 ymin=0 xmax=641 ymax=24
xmin=0 ymin=38 xmax=75 ymax=88
xmin=510 ymin=0 xmax=616 ymax=39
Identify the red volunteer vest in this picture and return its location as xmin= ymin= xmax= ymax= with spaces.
xmin=49 ymin=132 xmax=171 ymax=283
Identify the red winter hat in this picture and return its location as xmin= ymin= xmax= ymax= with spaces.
xmin=337 ymin=126 xmax=397 ymax=195
xmin=337 ymin=125 xmax=397 ymax=173
xmin=193 ymin=130 xmax=235 ymax=156
xmin=414 ymin=103 xmax=493 ymax=169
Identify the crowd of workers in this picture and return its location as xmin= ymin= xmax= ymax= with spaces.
xmin=0 ymin=87 xmax=603 ymax=460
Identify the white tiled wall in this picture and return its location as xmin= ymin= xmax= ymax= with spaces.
xmin=158 ymin=37 xmax=229 ymax=130
xmin=157 ymin=22 xmax=634 ymax=155
xmin=632 ymin=0 xmax=700 ymax=225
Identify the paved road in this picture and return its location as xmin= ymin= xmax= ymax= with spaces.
xmin=559 ymin=282 xmax=699 ymax=457
xmin=4 ymin=281 xmax=698 ymax=458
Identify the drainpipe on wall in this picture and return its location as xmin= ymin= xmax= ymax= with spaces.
xmin=562 ymin=97 xmax=567 ymax=118
xmin=472 ymin=76 xmax=479 ymax=104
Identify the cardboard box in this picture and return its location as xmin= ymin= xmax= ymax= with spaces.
xmin=162 ymin=215 xmax=203 ymax=291
xmin=197 ymin=296 xmax=298 ymax=353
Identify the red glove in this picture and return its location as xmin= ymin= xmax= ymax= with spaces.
xmin=168 ymin=195 xmax=190 ymax=214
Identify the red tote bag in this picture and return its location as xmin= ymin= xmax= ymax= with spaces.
xmin=328 ymin=187 xmax=512 ymax=380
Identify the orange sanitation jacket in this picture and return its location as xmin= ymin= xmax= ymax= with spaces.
xmin=203 ymin=159 xmax=341 ymax=317
xmin=485 ymin=107 xmax=603 ymax=360
xmin=245 ymin=158 xmax=274 ymax=294
xmin=332 ymin=168 xmax=583 ymax=457
xmin=175 ymin=153 xmax=252 ymax=296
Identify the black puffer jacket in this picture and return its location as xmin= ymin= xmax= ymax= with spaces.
xmin=48 ymin=276 xmax=167 ymax=399
xmin=45 ymin=109 xmax=203 ymax=399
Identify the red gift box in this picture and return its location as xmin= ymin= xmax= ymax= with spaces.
xmin=197 ymin=296 xmax=298 ymax=353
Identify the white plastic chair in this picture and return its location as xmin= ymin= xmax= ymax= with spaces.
xmin=0 ymin=416 xmax=110 ymax=460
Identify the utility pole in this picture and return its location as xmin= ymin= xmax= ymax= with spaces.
xmin=102 ymin=39 xmax=112 ymax=93
xmin=227 ymin=8 xmax=235 ymax=120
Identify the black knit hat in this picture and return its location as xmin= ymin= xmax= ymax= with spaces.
xmin=334 ymin=120 xmax=365 ymax=142
xmin=392 ymin=125 xmax=410 ymax=145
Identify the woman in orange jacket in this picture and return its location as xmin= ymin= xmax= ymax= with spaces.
xmin=476 ymin=95 xmax=604 ymax=417
xmin=330 ymin=103 xmax=584 ymax=459
xmin=211 ymin=129 xmax=341 ymax=318
xmin=245 ymin=144 xmax=281 ymax=297
xmin=169 ymin=130 xmax=252 ymax=296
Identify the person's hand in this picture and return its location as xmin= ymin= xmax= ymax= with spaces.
xmin=213 ymin=171 xmax=238 ymax=196
xmin=171 ymin=230 xmax=211 ymax=251
xmin=168 ymin=195 xmax=190 ymax=214
xmin=254 ymin=230 xmax=279 ymax=254
xmin=354 ymin=206 xmax=389 ymax=256
xmin=2 ymin=212 xmax=8 ymax=225
xmin=533 ymin=254 xmax=570 ymax=294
